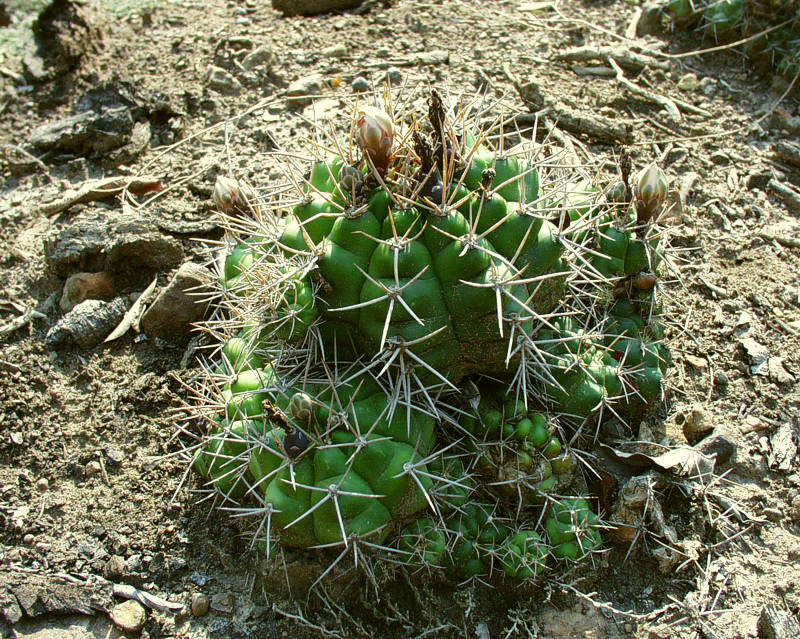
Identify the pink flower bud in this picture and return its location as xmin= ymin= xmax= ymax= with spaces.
xmin=356 ymin=106 xmax=394 ymax=173
xmin=633 ymin=163 xmax=668 ymax=223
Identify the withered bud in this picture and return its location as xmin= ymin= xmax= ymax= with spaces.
xmin=632 ymin=272 xmax=657 ymax=291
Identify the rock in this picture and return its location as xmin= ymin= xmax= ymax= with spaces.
xmin=29 ymin=107 xmax=135 ymax=158
xmin=385 ymin=67 xmax=402 ymax=83
xmin=739 ymin=337 xmax=769 ymax=375
xmin=322 ymin=43 xmax=348 ymax=59
xmin=287 ymin=74 xmax=324 ymax=108
xmin=191 ymin=593 xmax=210 ymax=617
xmin=110 ymin=600 xmax=146 ymax=634
xmin=205 ymin=66 xmax=242 ymax=95
xmin=414 ymin=50 xmax=450 ymax=66
xmin=699 ymin=77 xmax=717 ymax=96
xmin=242 ymin=46 xmax=274 ymax=71
xmin=45 ymin=298 xmax=129 ymax=348
xmin=769 ymin=424 xmax=797 ymax=473
xmin=45 ymin=209 xmax=184 ymax=278
xmin=682 ymin=404 xmax=714 ymax=443
xmin=677 ymin=73 xmax=699 ymax=92
xmin=684 ymin=354 xmax=708 ymax=370
xmin=696 ymin=432 xmax=736 ymax=466
xmin=84 ymin=460 xmax=102 ymax=478
xmin=35 ymin=477 xmax=49 ymax=492
xmin=768 ymin=357 xmax=795 ymax=385
xmin=271 ymin=0 xmax=363 ymax=16
xmin=758 ymin=604 xmax=800 ymax=639
xmin=210 ymin=593 xmax=234 ymax=615
xmin=9 ymin=617 xmax=124 ymax=638
xmin=105 ymin=447 xmax=124 ymax=466
xmin=636 ymin=2 xmax=663 ymax=37
xmin=140 ymin=263 xmax=215 ymax=340
xmin=22 ymin=0 xmax=106 ymax=83
xmin=351 ymin=76 xmax=370 ymax=92
xmin=60 ymin=272 xmax=114 ymax=311
xmin=103 ymin=555 xmax=126 ymax=580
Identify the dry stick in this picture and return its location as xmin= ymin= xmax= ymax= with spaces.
xmin=0 ymin=308 xmax=47 ymax=339
xmin=607 ymin=57 xmax=681 ymax=122
xmin=3 ymin=144 xmax=54 ymax=183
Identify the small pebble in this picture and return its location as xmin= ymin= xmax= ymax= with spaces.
xmin=764 ymin=507 xmax=783 ymax=522
xmin=677 ymin=72 xmax=699 ymax=92
xmin=624 ymin=622 xmax=634 ymax=633
xmin=386 ymin=67 xmax=402 ymax=83
xmin=322 ymin=43 xmax=347 ymax=59
xmin=110 ymin=600 xmax=147 ymax=634
xmin=35 ymin=477 xmax=49 ymax=492
xmin=351 ymin=76 xmax=370 ymax=93
xmin=103 ymin=555 xmax=126 ymax=580
xmin=22 ymin=533 xmax=35 ymax=545
xmin=85 ymin=461 xmax=102 ymax=478
xmin=191 ymin=592 xmax=210 ymax=617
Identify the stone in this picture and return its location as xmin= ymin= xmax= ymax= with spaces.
xmin=271 ymin=0 xmax=362 ymax=16
xmin=351 ymin=76 xmax=370 ymax=92
xmin=322 ymin=44 xmax=347 ymax=59
xmin=696 ymin=432 xmax=736 ymax=466
xmin=677 ymin=73 xmax=699 ymax=92
xmin=210 ymin=592 xmax=234 ymax=614
xmin=60 ymin=272 xmax=114 ymax=311
xmin=758 ymin=604 xmax=800 ymax=639
xmin=287 ymin=74 xmax=324 ymax=108
xmin=385 ymin=67 xmax=402 ymax=83
xmin=140 ymin=263 xmax=215 ymax=340
xmin=191 ymin=592 xmax=210 ymax=617
xmin=636 ymin=2 xmax=663 ymax=37
xmin=685 ymin=354 xmax=708 ymax=370
xmin=682 ymin=404 xmax=713 ymax=443
xmin=85 ymin=461 xmax=101 ymax=478
xmin=205 ymin=66 xmax=242 ymax=95
xmin=103 ymin=555 xmax=126 ymax=580
xmin=699 ymin=77 xmax=717 ymax=96
xmin=44 ymin=209 xmax=183 ymax=277
xmin=5 ymin=615 xmax=124 ymax=639
xmin=739 ymin=337 xmax=769 ymax=375
xmin=110 ymin=600 xmax=146 ymax=634
xmin=35 ymin=477 xmax=49 ymax=492
xmin=45 ymin=298 xmax=129 ymax=348
xmin=415 ymin=50 xmax=450 ymax=66
xmin=242 ymin=46 xmax=274 ymax=71
xmin=768 ymin=357 xmax=795 ymax=385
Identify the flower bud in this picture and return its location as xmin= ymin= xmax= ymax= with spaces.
xmin=633 ymin=163 xmax=668 ymax=223
xmin=356 ymin=106 xmax=394 ymax=173
xmin=213 ymin=175 xmax=256 ymax=217
xmin=289 ymin=392 xmax=313 ymax=424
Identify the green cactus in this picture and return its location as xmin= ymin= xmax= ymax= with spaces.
xmin=664 ymin=0 xmax=800 ymax=76
xmin=183 ymin=89 xmax=676 ymax=582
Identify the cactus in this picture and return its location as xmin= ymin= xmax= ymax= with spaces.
xmin=182 ymin=89 xmax=674 ymax=582
xmin=664 ymin=0 xmax=800 ymax=76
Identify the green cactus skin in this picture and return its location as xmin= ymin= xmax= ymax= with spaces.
xmin=186 ymin=90 xmax=676 ymax=583
xmin=545 ymin=498 xmax=603 ymax=561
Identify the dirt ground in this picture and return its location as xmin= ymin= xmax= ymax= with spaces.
xmin=0 ymin=0 xmax=799 ymax=637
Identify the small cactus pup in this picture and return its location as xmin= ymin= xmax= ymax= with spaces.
xmin=183 ymin=87 xmax=676 ymax=583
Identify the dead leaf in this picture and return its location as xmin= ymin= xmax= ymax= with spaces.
xmin=597 ymin=443 xmax=715 ymax=478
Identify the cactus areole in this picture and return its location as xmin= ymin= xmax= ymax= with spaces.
xmin=188 ymin=90 xmax=672 ymax=580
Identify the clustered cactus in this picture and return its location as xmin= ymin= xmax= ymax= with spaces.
xmin=182 ymin=89 xmax=673 ymax=583
xmin=665 ymin=0 xmax=800 ymax=76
